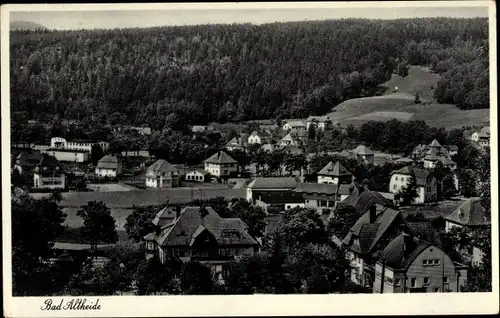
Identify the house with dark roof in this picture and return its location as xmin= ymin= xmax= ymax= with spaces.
xmin=470 ymin=127 xmax=490 ymax=148
xmin=351 ymin=145 xmax=375 ymax=165
xmin=341 ymin=204 xmax=410 ymax=287
xmin=185 ymin=168 xmax=211 ymax=183
xmin=143 ymin=206 xmax=259 ymax=281
xmin=294 ymin=182 xmax=351 ymax=213
xmin=444 ymin=198 xmax=490 ymax=265
xmin=317 ymin=161 xmax=353 ymax=185
xmin=340 ymin=185 xmax=395 ymax=215
xmin=204 ymin=151 xmax=239 ymax=179
xmin=14 ymin=149 xmax=43 ymax=174
xmin=279 ymin=133 xmax=301 ymax=147
xmin=389 ymin=166 xmax=437 ymax=204
xmin=95 ymin=155 xmax=122 ymax=178
xmin=145 ymin=159 xmax=180 ymax=188
xmin=33 ymin=154 xmax=66 ymax=189
xmin=224 ymin=136 xmax=248 ymax=152
xmin=372 ymin=233 xmax=467 ymax=293
xmin=282 ymin=120 xmax=306 ymax=132
xmin=412 ymin=139 xmax=457 ymax=170
xmin=246 ymin=177 xmax=302 ymax=213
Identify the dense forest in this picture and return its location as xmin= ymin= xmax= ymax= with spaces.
xmin=10 ymin=18 xmax=489 ymax=129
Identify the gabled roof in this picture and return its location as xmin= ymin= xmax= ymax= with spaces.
xmin=248 ymin=177 xmax=300 ymax=189
xmin=380 ymin=234 xmax=433 ymax=270
xmin=284 ymin=121 xmax=306 ymax=128
xmin=342 ymin=204 xmax=403 ymax=255
xmin=34 ymin=154 xmax=64 ymax=176
xmin=16 ymin=150 xmax=43 ymax=167
xmin=318 ymin=161 xmax=352 ymax=177
xmin=391 ymin=166 xmax=431 ymax=187
xmin=281 ymin=133 xmax=299 ymax=143
xmin=152 ymin=206 xmax=258 ymax=247
xmin=352 ymin=145 xmax=374 ymax=156
xmin=187 ymin=168 xmax=211 ymax=176
xmin=250 ymin=130 xmax=270 ymax=138
xmin=97 ymin=155 xmax=120 ymax=169
xmin=444 ymin=197 xmax=489 ymax=227
xmin=306 ymin=116 xmax=331 ymax=123
xmin=294 ymin=182 xmax=351 ymax=196
xmin=478 ymin=127 xmax=490 ymax=138
xmin=204 ymin=151 xmax=237 ymax=164
xmin=429 ymin=139 xmax=442 ymax=148
xmin=225 ymin=137 xmax=246 ymax=148
xmin=152 ymin=206 xmax=177 ymax=227
xmin=341 ymin=187 xmax=394 ymax=214
xmin=147 ymin=159 xmax=178 ymax=173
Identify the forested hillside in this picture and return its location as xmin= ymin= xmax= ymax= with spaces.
xmin=10 ymin=18 xmax=488 ymax=129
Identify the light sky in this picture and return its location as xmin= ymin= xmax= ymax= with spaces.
xmin=10 ymin=5 xmax=489 ymax=30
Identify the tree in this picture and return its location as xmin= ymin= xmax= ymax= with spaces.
xmin=441 ymin=173 xmax=457 ymax=198
xmin=11 ymin=192 xmax=67 ymax=296
xmin=405 ymin=212 xmax=428 ymax=222
xmin=461 ymin=226 xmax=492 ymax=292
xmin=327 ymin=204 xmax=359 ymax=239
xmin=124 ymin=205 xmax=158 ymax=242
xmin=224 ymin=253 xmax=274 ymax=294
xmin=77 ymin=201 xmax=119 ymax=257
xmin=475 ymin=149 xmax=490 ymax=219
xmin=229 ymin=199 xmax=267 ymax=239
xmin=133 ymin=256 xmax=182 ymax=295
xmin=308 ymin=124 xmax=316 ymax=140
xmin=180 ymin=261 xmax=214 ymax=295
xmin=397 ymin=176 xmax=419 ymax=205
xmin=276 ymin=208 xmax=328 ymax=246
xmin=90 ymin=144 xmax=105 ymax=165
xmin=458 ymin=169 xmax=477 ymax=197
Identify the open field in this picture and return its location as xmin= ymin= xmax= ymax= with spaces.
xmin=87 ymin=183 xmax=138 ymax=192
xmin=327 ymin=66 xmax=489 ymax=129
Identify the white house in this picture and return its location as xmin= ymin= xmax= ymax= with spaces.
xmin=33 ymin=154 xmax=66 ymax=190
xmin=306 ymin=116 xmax=332 ymax=130
xmin=279 ymin=133 xmax=301 ymax=147
xmin=145 ymin=159 xmax=180 ymax=188
xmin=413 ymin=140 xmax=457 ymax=170
xmin=185 ymin=168 xmax=211 ymax=183
xmin=317 ymin=161 xmax=353 ymax=185
xmin=203 ymin=151 xmax=239 ymax=178
xmin=95 ymin=155 xmax=122 ymax=178
xmin=470 ymin=127 xmax=490 ymax=148
xmin=282 ymin=120 xmax=306 ymax=131
xmin=50 ymin=137 xmax=109 ymax=153
xmin=389 ymin=166 xmax=437 ymax=204
xmin=44 ymin=149 xmax=90 ymax=163
xmin=247 ymin=130 xmax=270 ymax=145
xmin=351 ymin=145 xmax=375 ymax=165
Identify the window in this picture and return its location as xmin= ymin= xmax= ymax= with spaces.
xmin=434 ymin=287 xmax=440 ymax=292
xmin=178 ymin=248 xmax=186 ymax=257
xmin=394 ymin=278 xmax=401 ymax=287
xmin=395 ymin=176 xmax=398 ymax=181
xmin=424 ymin=277 xmax=430 ymax=285
xmin=443 ymin=277 xmax=449 ymax=283
xmin=423 ymin=260 xmax=428 ymax=266
xmin=434 ymin=259 xmax=441 ymax=265
xmin=393 ymin=184 xmax=397 ymax=190
xmin=411 ymin=278 xmax=416 ymax=288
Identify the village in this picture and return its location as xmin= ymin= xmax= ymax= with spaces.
xmin=11 ymin=113 xmax=491 ymax=294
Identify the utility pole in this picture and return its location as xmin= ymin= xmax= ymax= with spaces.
xmin=380 ymin=258 xmax=386 ymax=294
xmin=441 ymin=253 xmax=445 ymax=293
xmin=402 ymin=274 xmax=406 ymax=293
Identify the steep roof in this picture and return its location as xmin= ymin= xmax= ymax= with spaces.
xmin=444 ymin=197 xmax=489 ymax=227
xmin=34 ymin=154 xmax=64 ymax=176
xmin=188 ymin=168 xmax=211 ymax=176
xmin=284 ymin=121 xmax=306 ymax=128
xmin=225 ymin=136 xmax=246 ymax=148
xmin=204 ymin=151 xmax=237 ymax=164
xmin=147 ymin=159 xmax=178 ymax=173
xmin=342 ymin=204 xmax=403 ymax=255
xmin=380 ymin=234 xmax=432 ymax=270
xmin=429 ymin=139 xmax=442 ymax=148
xmin=352 ymin=145 xmax=374 ymax=156
xmin=294 ymin=182 xmax=351 ymax=196
xmin=392 ymin=166 xmax=431 ymax=187
xmin=318 ymin=161 xmax=352 ymax=177
xmin=479 ymin=126 xmax=490 ymax=138
xmin=248 ymin=177 xmax=300 ymax=189
xmin=153 ymin=206 xmax=258 ymax=247
xmin=281 ymin=133 xmax=299 ymax=143
xmin=16 ymin=150 xmax=43 ymax=167
xmin=152 ymin=206 xmax=177 ymax=227
xmin=341 ymin=187 xmax=394 ymax=214
xmin=97 ymin=155 xmax=120 ymax=169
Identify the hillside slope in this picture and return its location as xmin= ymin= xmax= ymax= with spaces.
xmin=10 ymin=21 xmax=47 ymax=30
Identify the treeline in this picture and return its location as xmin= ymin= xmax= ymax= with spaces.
xmin=10 ymin=18 xmax=488 ymax=128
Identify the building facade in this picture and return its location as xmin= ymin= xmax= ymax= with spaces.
xmin=204 ymin=151 xmax=239 ymax=178
xmin=389 ymin=166 xmax=437 ymax=204
xmin=33 ymin=154 xmax=66 ymax=190
xmin=145 ymin=159 xmax=180 ymax=188
xmin=95 ymin=155 xmax=122 ymax=178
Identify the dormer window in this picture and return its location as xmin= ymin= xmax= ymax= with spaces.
xmin=222 ymin=230 xmax=240 ymax=238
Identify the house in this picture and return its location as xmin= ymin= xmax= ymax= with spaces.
xmin=389 ymin=166 xmax=437 ymax=204
xmin=279 ymin=133 xmax=301 ymax=147
xmin=50 ymin=137 xmax=109 ymax=153
xmin=306 ymin=116 xmax=332 ymax=130
xmin=247 ymin=130 xmax=270 ymax=145
xmin=259 ymin=123 xmax=279 ymax=134
xmin=372 ymin=233 xmax=467 ymax=293
xmin=143 ymin=206 xmax=260 ymax=281
xmin=145 ymin=159 xmax=180 ymax=188
xmin=412 ymin=140 xmax=457 ymax=170
xmin=246 ymin=177 xmax=301 ymax=213
xmin=351 ymin=145 xmax=375 ymax=165
xmin=317 ymin=161 xmax=353 ymax=185
xmin=294 ymin=182 xmax=351 ymax=213
xmin=282 ymin=120 xmax=306 ymax=132
xmin=152 ymin=206 xmax=178 ymax=227
xmin=130 ymin=126 xmax=152 ymax=135
xmin=204 ymin=151 xmax=239 ymax=179
xmin=341 ymin=204 xmax=410 ymax=287
xmin=185 ymin=168 xmax=211 ymax=183
xmin=33 ymin=154 xmax=66 ymax=190
xmin=445 ymin=145 xmax=458 ymax=157
xmin=260 ymin=143 xmax=285 ymax=153
xmin=470 ymin=127 xmax=490 ymax=147
xmin=224 ymin=136 xmax=247 ymax=152
xmin=192 ymin=125 xmax=209 ymax=133
xmin=95 ymin=155 xmax=122 ymax=178
xmin=44 ymin=149 xmax=90 ymax=163
xmin=341 ymin=185 xmax=396 ymax=215
xmin=444 ymin=198 xmax=489 ymax=265
xmin=14 ymin=150 xmax=43 ymax=174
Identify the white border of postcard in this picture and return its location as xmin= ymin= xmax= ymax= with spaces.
xmin=2 ymin=1 xmax=498 ymax=317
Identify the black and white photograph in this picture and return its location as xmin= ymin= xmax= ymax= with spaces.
xmin=1 ymin=2 xmax=498 ymax=317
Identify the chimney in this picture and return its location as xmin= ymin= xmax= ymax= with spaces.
xmin=369 ymin=205 xmax=377 ymax=223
